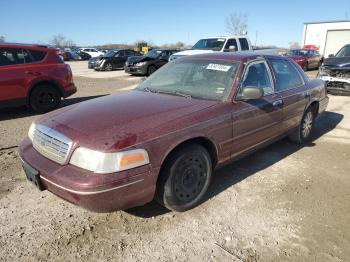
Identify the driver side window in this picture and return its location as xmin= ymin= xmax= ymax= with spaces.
xmin=241 ymin=61 xmax=274 ymax=96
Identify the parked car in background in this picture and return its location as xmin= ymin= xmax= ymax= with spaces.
xmin=285 ymin=49 xmax=322 ymax=71
xmin=19 ymin=52 xmax=328 ymax=213
xmin=124 ymin=49 xmax=178 ymax=75
xmin=66 ymin=51 xmax=82 ymax=61
xmin=94 ymin=49 xmax=142 ymax=71
xmin=88 ymin=56 xmax=101 ymax=69
xmin=318 ymin=44 xmax=350 ymax=95
xmin=78 ymin=51 xmax=91 ymax=60
xmin=79 ymin=48 xmax=104 ymax=58
xmin=56 ymin=49 xmax=68 ymax=61
xmin=169 ymin=36 xmax=252 ymax=61
xmin=0 ymin=44 xmax=76 ymax=113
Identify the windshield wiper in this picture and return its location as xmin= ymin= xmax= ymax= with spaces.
xmin=174 ymin=91 xmax=192 ymax=98
xmin=143 ymin=87 xmax=157 ymax=93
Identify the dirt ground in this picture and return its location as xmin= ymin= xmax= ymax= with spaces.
xmin=0 ymin=71 xmax=349 ymax=262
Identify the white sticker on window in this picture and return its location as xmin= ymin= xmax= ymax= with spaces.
xmin=206 ymin=64 xmax=231 ymax=72
xmin=217 ymin=38 xmax=225 ymax=42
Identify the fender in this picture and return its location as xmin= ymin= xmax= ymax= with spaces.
xmin=158 ymin=131 xmax=219 ymax=169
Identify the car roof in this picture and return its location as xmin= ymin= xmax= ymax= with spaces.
xmin=200 ymin=36 xmax=247 ymax=39
xmin=180 ymin=51 xmax=283 ymax=62
xmin=0 ymin=43 xmax=52 ymax=51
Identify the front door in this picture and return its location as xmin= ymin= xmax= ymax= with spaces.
xmin=232 ymin=59 xmax=283 ymax=157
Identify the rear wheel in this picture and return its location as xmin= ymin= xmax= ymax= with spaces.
xmin=156 ymin=144 xmax=212 ymax=212
xmin=29 ymin=84 xmax=61 ymax=113
xmin=288 ymin=107 xmax=315 ymax=144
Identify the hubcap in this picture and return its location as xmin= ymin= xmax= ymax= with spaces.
xmin=302 ymin=111 xmax=313 ymax=138
xmin=37 ymin=91 xmax=56 ymax=108
xmin=173 ymin=155 xmax=207 ymax=202
xmin=105 ymin=63 xmax=112 ymax=70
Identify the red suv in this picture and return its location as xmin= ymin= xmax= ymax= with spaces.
xmin=0 ymin=44 xmax=76 ymax=113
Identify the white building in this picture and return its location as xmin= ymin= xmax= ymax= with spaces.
xmin=302 ymin=20 xmax=350 ymax=57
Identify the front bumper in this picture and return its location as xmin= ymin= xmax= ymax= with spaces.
xmin=319 ymin=75 xmax=350 ymax=95
xmin=62 ymin=83 xmax=77 ymax=98
xmin=124 ymin=65 xmax=147 ymax=75
xmin=19 ymin=138 xmax=156 ymax=212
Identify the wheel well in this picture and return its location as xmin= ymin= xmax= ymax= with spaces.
xmin=27 ymin=81 xmax=63 ymax=105
xmin=310 ymin=101 xmax=319 ymax=117
xmin=160 ymin=137 xmax=218 ymax=173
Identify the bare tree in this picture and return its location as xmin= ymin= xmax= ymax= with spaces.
xmin=289 ymin=41 xmax=300 ymax=49
xmin=225 ymin=13 xmax=248 ymax=35
xmin=50 ymin=34 xmax=75 ymax=49
xmin=0 ymin=36 xmax=5 ymax=43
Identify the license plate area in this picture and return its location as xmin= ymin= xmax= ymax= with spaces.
xmin=22 ymin=161 xmax=45 ymax=191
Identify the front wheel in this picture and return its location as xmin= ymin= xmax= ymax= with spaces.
xmin=156 ymin=144 xmax=212 ymax=212
xmin=104 ymin=62 xmax=113 ymax=71
xmin=288 ymin=107 xmax=315 ymax=144
xmin=147 ymin=66 xmax=157 ymax=76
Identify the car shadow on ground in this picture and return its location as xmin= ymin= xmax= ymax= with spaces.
xmin=125 ymin=111 xmax=343 ymax=218
xmin=0 ymin=95 xmax=106 ymax=121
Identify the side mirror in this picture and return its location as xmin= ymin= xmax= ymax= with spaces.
xmin=237 ymin=87 xmax=264 ymax=100
xmin=328 ymin=54 xmax=334 ymax=58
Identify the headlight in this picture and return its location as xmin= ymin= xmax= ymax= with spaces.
xmin=70 ymin=147 xmax=150 ymax=174
xmin=135 ymin=62 xmax=147 ymax=67
xmin=28 ymin=122 xmax=36 ymax=142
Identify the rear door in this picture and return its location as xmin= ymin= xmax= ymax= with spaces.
xmin=268 ymin=57 xmax=309 ymax=133
xmin=0 ymin=48 xmax=27 ymax=103
xmin=232 ymin=59 xmax=283 ymax=156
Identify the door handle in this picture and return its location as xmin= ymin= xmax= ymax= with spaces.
xmin=304 ymin=91 xmax=311 ymax=98
xmin=272 ymin=99 xmax=283 ymax=107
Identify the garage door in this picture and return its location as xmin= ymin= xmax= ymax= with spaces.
xmin=324 ymin=29 xmax=350 ymax=57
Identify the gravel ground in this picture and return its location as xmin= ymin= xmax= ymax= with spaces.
xmin=0 ymin=71 xmax=349 ymax=262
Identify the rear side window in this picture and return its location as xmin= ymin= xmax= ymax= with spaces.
xmin=224 ymin=39 xmax=238 ymax=51
xmin=0 ymin=48 xmax=25 ymax=66
xmin=239 ymin=38 xmax=250 ymax=50
xmin=29 ymin=50 xmax=46 ymax=62
xmin=269 ymin=58 xmax=303 ymax=90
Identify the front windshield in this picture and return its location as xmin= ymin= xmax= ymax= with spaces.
xmin=288 ymin=50 xmax=308 ymax=56
xmin=137 ymin=59 xmax=239 ymax=101
xmin=104 ymin=50 xmax=117 ymax=57
xmin=192 ymin=38 xmax=226 ymax=51
xmin=145 ymin=49 xmax=162 ymax=58
xmin=336 ymin=45 xmax=350 ymax=57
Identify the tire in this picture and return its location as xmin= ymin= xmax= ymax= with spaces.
xmin=288 ymin=107 xmax=315 ymax=144
xmin=104 ymin=62 xmax=113 ymax=71
xmin=29 ymin=84 xmax=61 ymax=114
xmin=147 ymin=65 xmax=157 ymax=76
xmin=156 ymin=144 xmax=212 ymax=212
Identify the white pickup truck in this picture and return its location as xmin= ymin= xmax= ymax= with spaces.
xmin=169 ymin=36 xmax=252 ymax=61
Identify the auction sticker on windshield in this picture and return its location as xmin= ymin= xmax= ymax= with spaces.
xmin=206 ymin=63 xmax=231 ymax=72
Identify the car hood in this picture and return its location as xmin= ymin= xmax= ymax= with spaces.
xmin=323 ymin=57 xmax=350 ymax=68
xmin=172 ymin=49 xmax=215 ymax=57
xmin=38 ymin=91 xmax=219 ymax=152
xmin=127 ymin=56 xmax=153 ymax=64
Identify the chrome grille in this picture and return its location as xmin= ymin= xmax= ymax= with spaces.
xmin=32 ymin=124 xmax=73 ymax=164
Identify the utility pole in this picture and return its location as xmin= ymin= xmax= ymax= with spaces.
xmin=254 ymin=30 xmax=259 ymax=47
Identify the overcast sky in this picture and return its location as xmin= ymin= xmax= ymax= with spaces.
xmin=1 ymin=0 xmax=349 ymax=47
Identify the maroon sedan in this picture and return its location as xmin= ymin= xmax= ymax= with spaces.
xmin=19 ymin=53 xmax=329 ymax=212
xmin=286 ymin=49 xmax=323 ymax=71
